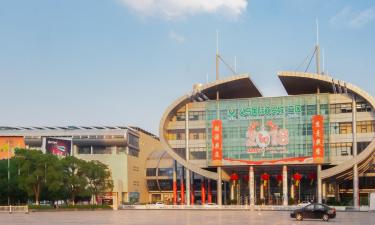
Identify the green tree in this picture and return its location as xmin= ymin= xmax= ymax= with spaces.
xmin=61 ymin=156 xmax=88 ymax=205
xmin=83 ymin=160 xmax=113 ymax=204
xmin=15 ymin=148 xmax=62 ymax=205
xmin=0 ymin=158 xmax=28 ymax=205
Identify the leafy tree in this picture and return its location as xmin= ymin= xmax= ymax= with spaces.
xmin=15 ymin=149 xmax=62 ymax=205
xmin=0 ymin=158 xmax=27 ymax=205
xmin=83 ymin=160 xmax=113 ymax=204
xmin=61 ymin=156 xmax=88 ymax=205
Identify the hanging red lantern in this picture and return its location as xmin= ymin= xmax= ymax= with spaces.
xmin=308 ymin=172 xmax=316 ymax=186
xmin=261 ymin=173 xmax=270 ymax=187
xmin=276 ymin=174 xmax=283 ymax=187
xmin=243 ymin=175 xmax=249 ymax=182
xmin=230 ymin=173 xmax=239 ymax=181
xmin=293 ymin=173 xmax=302 ymax=187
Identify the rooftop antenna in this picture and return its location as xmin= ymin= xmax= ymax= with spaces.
xmin=216 ymin=30 xmax=219 ymax=81
xmin=322 ymin=48 xmax=325 ymax=75
xmin=315 ymin=18 xmax=321 ymax=75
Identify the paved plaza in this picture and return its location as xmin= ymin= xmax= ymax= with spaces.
xmin=0 ymin=210 xmax=373 ymax=225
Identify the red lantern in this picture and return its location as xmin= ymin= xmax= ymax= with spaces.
xmin=293 ymin=173 xmax=302 ymax=187
xmin=243 ymin=175 xmax=249 ymax=182
xmin=261 ymin=173 xmax=270 ymax=187
xmin=276 ymin=174 xmax=283 ymax=187
xmin=230 ymin=173 xmax=239 ymax=182
xmin=308 ymin=172 xmax=316 ymax=186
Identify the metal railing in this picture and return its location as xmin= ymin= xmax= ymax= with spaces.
xmin=0 ymin=205 xmax=29 ymax=214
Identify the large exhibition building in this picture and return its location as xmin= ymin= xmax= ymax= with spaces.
xmin=160 ymin=71 xmax=375 ymax=207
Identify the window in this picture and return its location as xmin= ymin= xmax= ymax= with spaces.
xmin=356 ymin=121 xmax=375 ymax=133
xmin=189 ymin=111 xmax=205 ymax=121
xmin=146 ymin=168 xmax=157 ymax=176
xmin=330 ymin=103 xmax=352 ymax=114
xmin=147 ymin=180 xmax=159 ymax=191
xmin=330 ymin=142 xmax=352 ymax=156
xmin=330 ymin=122 xmax=339 ymax=134
xmin=356 ymin=102 xmax=372 ymax=112
xmin=357 ymin=142 xmax=370 ymax=154
xmin=128 ymin=133 xmax=139 ymax=148
xmin=158 ymin=168 xmax=173 ymax=177
xmin=129 ymin=147 xmax=139 ymax=157
xmin=77 ymin=146 xmax=91 ymax=154
xmin=92 ymin=146 xmax=112 ymax=154
xmin=339 ymin=122 xmax=352 ymax=134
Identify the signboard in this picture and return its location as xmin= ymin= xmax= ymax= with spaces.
xmin=211 ymin=120 xmax=222 ymax=162
xmin=0 ymin=136 xmax=25 ymax=160
xmin=206 ymin=94 xmax=330 ymax=166
xmin=312 ymin=115 xmax=324 ymax=163
xmin=246 ymin=120 xmax=289 ymax=154
xmin=44 ymin=137 xmax=72 ymax=156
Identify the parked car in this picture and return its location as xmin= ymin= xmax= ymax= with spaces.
xmin=204 ymin=203 xmax=218 ymax=208
xmin=154 ymin=202 xmax=165 ymax=208
xmin=291 ymin=203 xmax=336 ymax=221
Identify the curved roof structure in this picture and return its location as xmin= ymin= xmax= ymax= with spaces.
xmin=160 ymin=71 xmax=374 ymax=182
xmin=278 ymin=71 xmax=375 ymax=180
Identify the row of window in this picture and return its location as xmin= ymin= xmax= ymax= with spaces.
xmin=330 ymin=121 xmax=375 ymax=134
xmin=77 ymin=146 xmax=135 ymax=155
xmin=166 ymin=129 xmax=206 ymax=140
xmin=330 ymin=102 xmax=372 ymax=114
xmin=312 ymin=141 xmax=370 ymax=157
xmin=169 ymin=102 xmax=372 ymax=122
xmin=170 ymin=111 xmax=206 ymax=122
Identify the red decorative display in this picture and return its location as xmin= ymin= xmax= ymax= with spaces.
xmin=243 ymin=175 xmax=249 ymax=182
xmin=261 ymin=173 xmax=270 ymax=187
xmin=230 ymin=172 xmax=239 ymax=181
xmin=312 ymin=115 xmax=324 ymax=164
xmin=276 ymin=174 xmax=283 ymax=186
xmin=293 ymin=173 xmax=302 ymax=187
xmin=211 ymin=120 xmax=223 ymax=161
xmin=308 ymin=172 xmax=316 ymax=186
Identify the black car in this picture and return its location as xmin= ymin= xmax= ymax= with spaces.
xmin=290 ymin=203 xmax=336 ymax=221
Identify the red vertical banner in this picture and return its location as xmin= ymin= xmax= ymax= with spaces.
xmin=312 ymin=115 xmax=324 ymax=164
xmin=211 ymin=120 xmax=223 ymax=162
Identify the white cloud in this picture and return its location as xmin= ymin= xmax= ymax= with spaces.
xmin=330 ymin=6 xmax=375 ymax=29
xmin=119 ymin=0 xmax=248 ymax=20
xmin=349 ymin=7 xmax=375 ymax=29
xmin=169 ymin=30 xmax=186 ymax=43
xmin=329 ymin=6 xmax=352 ymax=26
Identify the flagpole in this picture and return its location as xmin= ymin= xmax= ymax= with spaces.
xmin=8 ymin=140 xmax=10 ymax=206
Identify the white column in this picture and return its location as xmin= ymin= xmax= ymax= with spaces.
xmin=352 ymin=95 xmax=359 ymax=209
xmin=283 ymin=165 xmax=288 ymax=206
xmin=230 ymin=181 xmax=235 ymax=201
xmin=317 ymin=165 xmax=322 ymax=204
xmin=322 ymin=182 xmax=326 ymax=203
xmin=249 ymin=166 xmax=255 ymax=206
xmin=217 ymin=167 xmax=222 ymax=205
xmin=185 ymin=104 xmax=190 ymax=205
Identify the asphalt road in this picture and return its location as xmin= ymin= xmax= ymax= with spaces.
xmin=0 ymin=210 xmax=373 ymax=225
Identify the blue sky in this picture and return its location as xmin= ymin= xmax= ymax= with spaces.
xmin=1 ymin=0 xmax=375 ymax=134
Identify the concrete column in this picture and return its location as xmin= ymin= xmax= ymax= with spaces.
xmin=185 ymin=104 xmax=190 ymax=205
xmin=322 ymin=182 xmax=326 ymax=203
xmin=317 ymin=165 xmax=322 ymax=203
xmin=180 ymin=167 xmax=185 ymax=204
xmin=352 ymin=95 xmax=359 ymax=209
xmin=208 ymin=180 xmax=212 ymax=203
xmin=283 ymin=165 xmax=288 ymax=206
xmin=173 ymin=160 xmax=177 ymax=205
xmin=249 ymin=166 xmax=255 ymax=206
xmin=217 ymin=167 xmax=222 ymax=205
xmin=230 ymin=181 xmax=235 ymax=201
xmin=201 ymin=178 xmax=206 ymax=204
